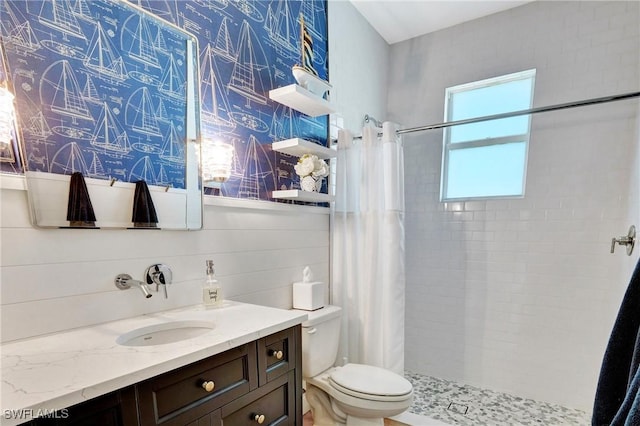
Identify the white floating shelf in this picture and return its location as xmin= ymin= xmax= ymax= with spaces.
xmin=272 ymin=190 xmax=334 ymax=203
xmin=272 ymin=138 xmax=336 ymax=159
xmin=269 ymin=84 xmax=336 ymax=117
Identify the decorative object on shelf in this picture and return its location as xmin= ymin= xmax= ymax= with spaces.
xmin=294 ymin=153 xmax=329 ymax=192
xmin=66 ymin=172 xmax=97 ymax=228
xmin=132 ymin=180 xmax=158 ymax=228
xmin=202 ymin=140 xmax=234 ymax=187
xmin=291 ymin=14 xmax=331 ymax=98
xmin=300 ymin=175 xmax=322 ymax=192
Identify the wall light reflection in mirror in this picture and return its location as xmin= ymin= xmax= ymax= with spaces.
xmin=0 ymin=87 xmax=14 ymax=146
xmin=0 ymin=41 xmax=14 ymax=147
xmin=201 ymin=140 xmax=234 ymax=187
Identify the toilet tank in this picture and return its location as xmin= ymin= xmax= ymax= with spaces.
xmin=295 ymin=305 xmax=342 ymax=378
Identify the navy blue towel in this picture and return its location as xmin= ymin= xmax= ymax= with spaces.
xmin=593 ymin=257 xmax=640 ymax=425
xmin=132 ymin=180 xmax=158 ymax=228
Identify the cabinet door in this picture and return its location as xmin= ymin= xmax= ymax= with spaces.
xmin=257 ymin=326 xmax=300 ymax=385
xmin=220 ymin=371 xmax=295 ymax=426
xmin=24 ymin=388 xmax=137 ymax=426
xmin=137 ymin=342 xmax=257 ymax=426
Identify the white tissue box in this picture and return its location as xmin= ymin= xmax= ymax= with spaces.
xmin=293 ymin=281 xmax=324 ymax=311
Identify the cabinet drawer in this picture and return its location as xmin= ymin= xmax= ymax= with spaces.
xmin=221 ymin=371 xmax=294 ymax=426
xmin=257 ymin=326 xmax=298 ymax=385
xmin=137 ymin=342 xmax=257 ymax=425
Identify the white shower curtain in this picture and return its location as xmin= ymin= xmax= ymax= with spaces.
xmin=332 ymin=122 xmax=405 ymax=374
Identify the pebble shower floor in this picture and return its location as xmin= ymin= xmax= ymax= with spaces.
xmin=405 ymin=372 xmax=592 ymax=425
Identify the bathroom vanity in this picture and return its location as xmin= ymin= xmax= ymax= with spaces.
xmin=1 ymin=303 xmax=306 ymax=426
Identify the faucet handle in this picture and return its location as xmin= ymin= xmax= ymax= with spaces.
xmin=145 ymin=264 xmax=172 ymax=298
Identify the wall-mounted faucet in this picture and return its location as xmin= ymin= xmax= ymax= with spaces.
xmin=114 ymin=264 xmax=173 ymax=299
xmin=115 ymin=274 xmax=152 ymax=298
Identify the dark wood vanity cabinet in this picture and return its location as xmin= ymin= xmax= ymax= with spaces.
xmin=24 ymin=325 xmax=302 ymax=426
xmin=136 ymin=341 xmax=259 ymax=425
xmin=20 ymin=389 xmax=138 ymax=426
xmin=136 ymin=325 xmax=302 ymax=426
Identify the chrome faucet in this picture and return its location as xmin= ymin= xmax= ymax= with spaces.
xmin=145 ymin=264 xmax=172 ymax=299
xmin=115 ymin=264 xmax=172 ymax=299
xmin=114 ymin=274 xmax=152 ymax=298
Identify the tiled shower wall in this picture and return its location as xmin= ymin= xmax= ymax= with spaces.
xmin=387 ymin=1 xmax=639 ymax=410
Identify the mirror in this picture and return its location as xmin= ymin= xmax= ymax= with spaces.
xmin=1 ymin=0 xmax=202 ymax=229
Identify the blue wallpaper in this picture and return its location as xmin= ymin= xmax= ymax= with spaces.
xmin=2 ymin=0 xmax=190 ymax=188
xmin=1 ymin=0 xmax=329 ymax=200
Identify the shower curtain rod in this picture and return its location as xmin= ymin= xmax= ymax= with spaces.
xmin=399 ymin=90 xmax=640 ymax=135
xmin=352 ymin=91 xmax=640 ymax=140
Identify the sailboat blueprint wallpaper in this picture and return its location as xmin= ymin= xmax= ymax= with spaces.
xmin=1 ymin=0 xmax=192 ymax=189
xmin=0 ymin=0 xmax=330 ymax=201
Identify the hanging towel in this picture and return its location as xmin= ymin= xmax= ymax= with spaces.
xmin=609 ymin=365 xmax=640 ymax=426
xmin=66 ymin=171 xmax=96 ymax=228
xmin=593 ymin=257 xmax=640 ymax=425
xmin=132 ymin=180 xmax=158 ymax=228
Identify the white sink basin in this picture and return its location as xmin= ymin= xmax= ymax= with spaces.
xmin=116 ymin=320 xmax=215 ymax=347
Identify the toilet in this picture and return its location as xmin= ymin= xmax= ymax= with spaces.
xmin=294 ymin=305 xmax=413 ymax=426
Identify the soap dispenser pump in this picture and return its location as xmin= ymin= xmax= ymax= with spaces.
xmin=203 ymin=260 xmax=222 ymax=307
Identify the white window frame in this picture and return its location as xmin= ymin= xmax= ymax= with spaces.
xmin=440 ymin=69 xmax=536 ymax=201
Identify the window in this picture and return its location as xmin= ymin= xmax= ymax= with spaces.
xmin=440 ymin=69 xmax=536 ymax=201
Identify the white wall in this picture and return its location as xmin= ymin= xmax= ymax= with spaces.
xmin=388 ymin=1 xmax=639 ymax=410
xmin=632 ymin=106 xmax=640 ymax=236
xmin=0 ymin=180 xmax=329 ymax=342
xmin=328 ymin=0 xmax=389 ymax=132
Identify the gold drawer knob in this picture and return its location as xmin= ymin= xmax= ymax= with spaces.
xmin=201 ymin=380 xmax=215 ymax=392
xmin=270 ymin=350 xmax=283 ymax=360
xmin=253 ymin=414 xmax=265 ymax=424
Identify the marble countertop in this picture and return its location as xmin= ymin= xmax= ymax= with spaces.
xmin=1 ymin=302 xmax=307 ymax=426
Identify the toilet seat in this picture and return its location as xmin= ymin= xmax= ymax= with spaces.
xmin=328 ymin=364 xmax=413 ymax=402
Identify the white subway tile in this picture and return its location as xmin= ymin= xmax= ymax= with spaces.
xmin=400 ymin=0 xmax=638 ymax=411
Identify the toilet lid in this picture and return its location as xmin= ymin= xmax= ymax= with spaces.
xmin=329 ymin=364 xmax=413 ymax=401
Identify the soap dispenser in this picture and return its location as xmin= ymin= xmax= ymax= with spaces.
xmin=203 ymin=260 xmax=223 ymax=307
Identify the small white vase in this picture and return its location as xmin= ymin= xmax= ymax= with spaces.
xmin=300 ymin=175 xmax=322 ymax=192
